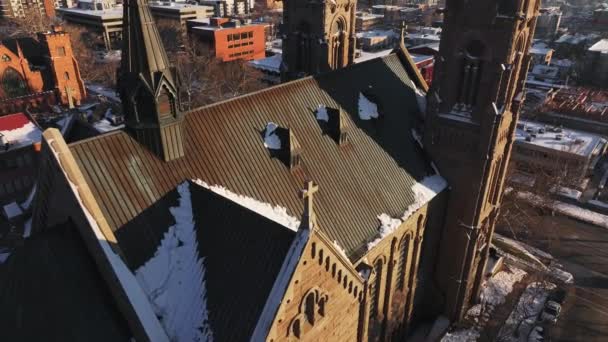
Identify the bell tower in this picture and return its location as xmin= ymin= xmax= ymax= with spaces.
xmin=423 ymin=0 xmax=540 ymax=320
xmin=281 ymin=0 xmax=356 ymax=81
xmin=117 ymin=0 xmax=185 ymax=162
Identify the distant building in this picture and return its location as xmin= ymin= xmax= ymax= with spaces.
xmin=529 ymin=41 xmax=553 ymax=66
xmin=76 ymin=0 xmax=115 ymax=10
xmin=405 ymin=27 xmax=441 ymax=46
xmin=585 ymin=39 xmax=608 ymax=88
xmin=0 ymin=25 xmax=86 ymax=113
xmin=0 ymin=0 xmax=55 ymax=18
xmin=197 ymin=0 xmax=253 ymax=16
xmin=535 ymin=7 xmax=562 ymax=39
xmin=189 ymin=18 xmax=265 ymax=62
xmin=594 ymin=7 xmax=608 ymax=28
xmin=513 ymin=120 xmax=607 ymax=188
xmin=554 ymin=33 xmax=600 ymax=58
xmin=355 ymin=12 xmax=384 ymax=31
xmin=57 ymin=2 xmax=214 ymax=50
xmin=356 ymin=29 xmax=398 ymax=51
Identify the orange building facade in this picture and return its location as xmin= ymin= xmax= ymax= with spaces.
xmin=0 ymin=25 xmax=86 ymax=113
xmin=191 ymin=19 xmax=266 ymax=62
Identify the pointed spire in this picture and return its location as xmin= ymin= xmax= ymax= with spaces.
xmin=400 ymin=21 xmax=407 ymax=51
xmin=300 ymin=180 xmax=319 ymax=230
xmin=120 ymin=0 xmax=174 ymax=87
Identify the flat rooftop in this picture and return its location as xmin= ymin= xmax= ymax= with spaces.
xmin=515 ymin=119 xmax=606 ymax=158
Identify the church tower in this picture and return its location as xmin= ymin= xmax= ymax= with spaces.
xmin=281 ymin=0 xmax=356 ymax=80
xmin=117 ymin=0 xmax=185 ymax=162
xmin=423 ymin=0 xmax=540 ymax=320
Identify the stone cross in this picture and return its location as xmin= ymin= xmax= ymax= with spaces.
xmin=300 ymin=180 xmax=319 ymax=229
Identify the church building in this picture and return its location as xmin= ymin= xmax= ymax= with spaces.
xmin=1 ymin=0 xmax=540 ymax=341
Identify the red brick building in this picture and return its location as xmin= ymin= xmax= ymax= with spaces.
xmin=0 ymin=25 xmax=86 ymax=114
xmin=190 ymin=18 xmax=266 ymax=62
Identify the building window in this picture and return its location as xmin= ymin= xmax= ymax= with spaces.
xmin=248 ymin=31 xmax=253 ymax=38
xmin=240 ymin=32 xmax=247 ymax=39
xmin=64 ymin=72 xmax=70 ymax=80
xmin=1 ymin=54 xmax=10 ymax=62
xmin=56 ymin=46 xmax=66 ymax=56
xmin=228 ymin=35 xmax=233 ymax=42
xmin=397 ymin=236 xmax=411 ymax=290
xmin=157 ymin=87 xmax=174 ymax=119
xmin=369 ymin=259 xmax=383 ymax=321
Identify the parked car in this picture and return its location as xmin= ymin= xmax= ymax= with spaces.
xmin=540 ymin=300 xmax=561 ymax=323
xmin=528 ymin=326 xmax=545 ymax=342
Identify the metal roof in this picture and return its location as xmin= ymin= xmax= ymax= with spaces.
xmin=69 ymin=54 xmax=432 ymax=260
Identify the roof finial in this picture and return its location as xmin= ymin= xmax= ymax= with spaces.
xmin=300 ymin=180 xmax=319 ymax=230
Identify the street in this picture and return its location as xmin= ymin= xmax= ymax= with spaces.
xmin=498 ymin=214 xmax=608 ymax=341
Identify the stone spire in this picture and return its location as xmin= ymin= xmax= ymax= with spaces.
xmin=117 ymin=0 xmax=185 ymax=162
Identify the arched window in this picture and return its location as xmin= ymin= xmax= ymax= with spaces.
xmin=64 ymin=72 xmax=70 ymax=80
xmin=456 ymin=40 xmax=485 ymax=112
xmin=304 ymin=292 xmax=316 ymax=325
xmin=329 ymin=18 xmax=347 ymax=69
xmin=397 ymin=236 xmax=411 ymax=290
xmin=2 ymin=68 xmax=28 ymax=98
xmin=157 ymin=87 xmax=174 ymax=119
xmin=369 ymin=259 xmax=383 ymax=321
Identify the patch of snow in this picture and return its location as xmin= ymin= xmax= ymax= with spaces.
xmin=52 ymin=143 xmax=169 ymax=341
xmin=251 ymin=228 xmax=310 ymax=341
xmin=517 ymin=191 xmax=608 ymax=228
xmin=23 ymin=218 xmax=32 ymax=238
xmin=93 ymin=118 xmax=124 ymax=133
xmin=135 ymin=182 xmax=213 ymax=342
xmin=368 ymin=175 xmax=447 ymax=250
xmin=499 ymin=282 xmax=556 ymax=341
xmin=21 ymin=184 xmax=36 ymax=210
xmin=441 ymin=328 xmax=480 ymax=342
xmin=0 ymin=121 xmax=42 ymax=152
xmin=193 ymin=180 xmax=300 ymax=232
xmin=416 ymin=88 xmax=427 ymax=114
xmin=249 ymin=54 xmax=282 ymax=73
xmin=411 ymin=128 xmax=423 ymax=148
xmin=589 ymin=199 xmax=608 ymax=209
xmin=0 ymin=248 xmax=10 ymax=264
xmin=86 ymin=83 xmax=120 ymax=103
xmin=3 ymin=202 xmax=23 ymax=219
xmin=263 ymin=122 xmax=282 ymax=150
xmin=479 ymin=268 xmax=527 ymax=307
xmin=358 ymin=93 xmax=380 ymax=121
xmin=316 ymin=105 xmax=329 ymax=122
xmin=548 ymin=265 xmax=573 ymax=284
xmin=333 ymin=240 xmax=349 ymax=260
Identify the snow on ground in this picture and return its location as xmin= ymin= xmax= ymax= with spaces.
xmin=442 ymin=266 xmax=527 ymax=342
xmin=358 ymin=93 xmax=380 ymax=121
xmin=263 ymin=122 xmax=282 ymax=150
xmin=516 ymin=191 xmax=608 ymax=228
xmin=368 ymin=175 xmax=447 ymax=250
xmin=441 ymin=328 xmax=480 ymax=342
xmin=93 ymin=118 xmax=124 ymax=133
xmin=135 ymin=182 xmax=213 ymax=342
xmin=316 ymin=105 xmax=329 ymax=122
xmin=86 ymin=83 xmax=120 ymax=103
xmin=193 ymin=179 xmax=300 ymax=232
xmin=498 ymin=282 xmax=556 ymax=342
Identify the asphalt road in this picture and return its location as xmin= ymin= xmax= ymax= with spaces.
xmin=498 ymin=214 xmax=608 ymax=341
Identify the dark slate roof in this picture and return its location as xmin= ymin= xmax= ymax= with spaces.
xmin=0 ymin=221 xmax=132 ymax=341
xmin=117 ymin=181 xmax=296 ymax=341
xmin=69 ymin=54 xmax=431 ymax=260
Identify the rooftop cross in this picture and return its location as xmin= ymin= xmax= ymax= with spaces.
xmin=300 ymin=180 xmax=319 ymax=229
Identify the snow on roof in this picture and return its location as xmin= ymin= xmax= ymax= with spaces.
xmin=515 ymin=119 xmax=605 ymax=157
xmin=262 ymin=122 xmax=282 ymax=150
xmin=316 ymin=105 xmax=329 ymax=122
xmin=356 ymin=29 xmax=396 ymax=39
xmin=3 ymin=202 xmax=23 ymax=220
xmin=354 ymin=48 xmax=393 ymax=64
xmin=249 ymin=54 xmax=282 ymax=73
xmin=0 ymin=113 xmax=42 ymax=152
xmin=589 ymin=39 xmax=608 ymax=53
xmin=358 ymin=92 xmax=380 ymax=120
xmin=135 ymin=182 xmax=213 ymax=342
xmin=368 ymin=175 xmax=447 ymax=250
xmin=193 ymin=179 xmax=301 ymax=231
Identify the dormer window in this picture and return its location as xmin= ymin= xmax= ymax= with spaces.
xmin=316 ymin=105 xmax=350 ymax=145
xmin=157 ymin=87 xmax=174 ymax=119
xmin=358 ymin=92 xmax=380 ymax=121
xmin=262 ymin=122 xmax=302 ymax=169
